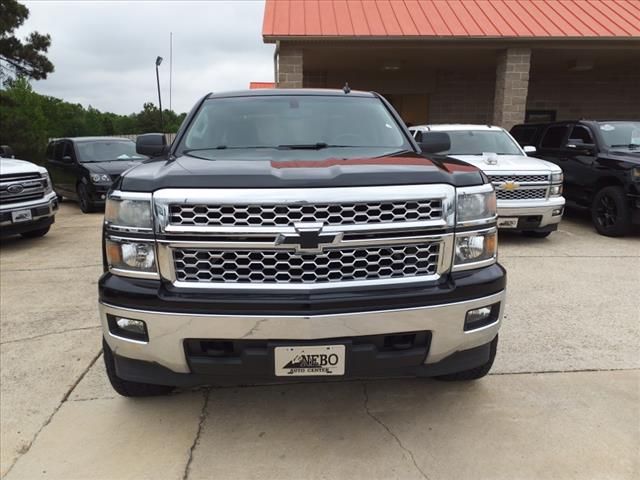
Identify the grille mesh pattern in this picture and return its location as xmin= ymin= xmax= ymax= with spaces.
xmin=490 ymin=174 xmax=549 ymax=183
xmin=169 ymin=200 xmax=443 ymax=227
xmin=174 ymin=243 xmax=440 ymax=284
xmin=0 ymin=174 xmax=46 ymax=205
xmin=496 ymin=188 xmax=547 ymax=200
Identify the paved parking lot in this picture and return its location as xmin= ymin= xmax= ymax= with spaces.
xmin=1 ymin=203 xmax=638 ymax=479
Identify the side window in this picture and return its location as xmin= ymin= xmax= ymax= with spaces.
xmin=53 ymin=141 xmax=64 ymax=161
xmin=413 ymin=131 xmax=423 ymax=142
xmin=45 ymin=142 xmax=54 ymax=161
xmin=63 ymin=141 xmax=75 ymax=160
xmin=568 ymin=125 xmax=594 ymax=145
xmin=540 ymin=126 xmax=569 ymax=149
xmin=511 ymin=126 xmax=539 ymax=146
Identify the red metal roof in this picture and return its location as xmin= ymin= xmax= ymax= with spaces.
xmin=250 ymin=81 xmax=276 ymax=89
xmin=263 ymin=0 xmax=640 ymax=39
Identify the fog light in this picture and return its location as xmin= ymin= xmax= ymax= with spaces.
xmin=101 ymin=194 xmax=106 ymax=200
xmin=465 ymin=304 xmax=498 ymax=331
xmin=552 ymin=208 xmax=563 ymax=216
xmin=108 ymin=315 xmax=148 ymax=342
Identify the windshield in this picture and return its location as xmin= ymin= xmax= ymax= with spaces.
xmin=177 ymin=95 xmax=409 ymax=160
xmin=76 ymin=141 xmax=147 ymax=162
xmin=597 ymin=122 xmax=640 ymax=149
xmin=438 ymin=130 xmax=523 ymax=156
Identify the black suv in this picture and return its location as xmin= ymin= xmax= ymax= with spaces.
xmin=46 ymin=137 xmax=147 ymax=213
xmin=511 ymin=121 xmax=640 ymax=236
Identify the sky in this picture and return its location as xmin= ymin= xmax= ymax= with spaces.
xmin=19 ymin=0 xmax=274 ymax=115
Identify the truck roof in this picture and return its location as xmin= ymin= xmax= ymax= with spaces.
xmin=206 ymin=88 xmax=376 ymax=99
xmin=410 ymin=124 xmax=503 ymax=132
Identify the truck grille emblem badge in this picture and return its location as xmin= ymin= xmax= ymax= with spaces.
xmin=7 ymin=184 xmax=24 ymax=194
xmin=276 ymin=222 xmax=342 ymax=253
xmin=501 ymin=181 xmax=520 ymax=191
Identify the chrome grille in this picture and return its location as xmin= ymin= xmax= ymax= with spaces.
xmin=0 ymin=173 xmax=46 ymax=205
xmin=168 ymin=200 xmax=444 ymax=227
xmin=173 ymin=243 xmax=440 ymax=285
xmin=496 ymin=188 xmax=547 ymax=200
xmin=490 ymin=174 xmax=549 ymax=183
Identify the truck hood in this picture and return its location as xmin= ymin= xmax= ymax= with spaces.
xmin=449 ymin=154 xmax=561 ymax=173
xmin=83 ymin=160 xmax=144 ymax=176
xmin=117 ymin=151 xmax=486 ymax=192
xmin=0 ymin=158 xmax=46 ymax=176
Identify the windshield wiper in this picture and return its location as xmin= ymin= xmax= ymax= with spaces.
xmin=277 ymin=143 xmax=353 ymax=150
xmin=610 ymin=144 xmax=639 ymax=149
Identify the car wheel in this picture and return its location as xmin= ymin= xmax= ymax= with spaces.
xmin=522 ymin=230 xmax=551 ymax=238
xmin=103 ymin=339 xmax=174 ymax=397
xmin=20 ymin=226 xmax=50 ymax=239
xmin=77 ymin=183 xmax=96 ymax=213
xmin=591 ymin=186 xmax=630 ymax=237
xmin=434 ymin=335 xmax=498 ymax=381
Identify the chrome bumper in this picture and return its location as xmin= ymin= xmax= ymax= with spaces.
xmin=497 ymin=196 xmax=565 ymax=228
xmin=100 ymin=290 xmax=506 ymax=374
xmin=0 ymin=191 xmax=58 ymax=226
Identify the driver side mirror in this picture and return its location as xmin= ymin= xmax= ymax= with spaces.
xmin=136 ymin=133 xmax=169 ymax=157
xmin=417 ymin=131 xmax=451 ymax=154
xmin=523 ymin=145 xmax=537 ymax=154
xmin=566 ymin=140 xmax=596 ymax=154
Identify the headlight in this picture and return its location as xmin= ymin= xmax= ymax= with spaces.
xmin=90 ymin=173 xmax=112 ymax=184
xmin=551 ymin=172 xmax=563 ymax=184
xmin=106 ymin=238 xmax=157 ymax=276
xmin=42 ymin=172 xmax=53 ymax=193
xmin=105 ymin=192 xmax=153 ymax=229
xmin=456 ymin=185 xmax=496 ymax=225
xmin=550 ymin=184 xmax=563 ymax=196
xmin=453 ymin=229 xmax=497 ymax=271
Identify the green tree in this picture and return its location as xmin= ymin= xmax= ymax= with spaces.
xmin=0 ymin=0 xmax=54 ymax=82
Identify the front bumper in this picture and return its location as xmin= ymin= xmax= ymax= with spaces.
xmin=100 ymin=285 xmax=506 ymax=380
xmin=0 ymin=192 xmax=58 ymax=237
xmin=497 ymin=196 xmax=565 ymax=231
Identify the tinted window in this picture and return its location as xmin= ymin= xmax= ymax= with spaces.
xmin=568 ymin=126 xmax=593 ymax=144
xmin=541 ymin=126 xmax=568 ymax=149
xmin=45 ymin=143 xmax=55 ymax=160
xmin=178 ymin=96 xmax=409 ymax=161
xmin=511 ymin=125 xmax=539 ymax=146
xmin=439 ymin=130 xmax=522 ymax=156
xmin=76 ymin=141 xmax=145 ymax=162
xmin=54 ymin=141 xmax=65 ymax=161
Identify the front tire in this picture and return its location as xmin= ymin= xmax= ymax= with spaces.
xmin=20 ymin=226 xmax=50 ymax=239
xmin=77 ymin=183 xmax=96 ymax=213
xmin=435 ymin=335 xmax=498 ymax=381
xmin=522 ymin=230 xmax=551 ymax=238
xmin=103 ymin=339 xmax=174 ymax=397
xmin=591 ymin=186 xmax=630 ymax=237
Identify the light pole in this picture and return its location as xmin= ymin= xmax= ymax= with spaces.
xmin=155 ymin=56 xmax=164 ymax=132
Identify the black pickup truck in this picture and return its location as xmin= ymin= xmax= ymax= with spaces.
xmin=99 ymin=89 xmax=506 ymax=396
xmin=511 ymin=120 xmax=640 ymax=236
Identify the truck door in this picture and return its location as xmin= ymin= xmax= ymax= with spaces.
xmin=562 ymin=124 xmax=598 ymax=205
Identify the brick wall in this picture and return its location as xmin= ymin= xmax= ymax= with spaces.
xmin=493 ymin=48 xmax=531 ymax=129
xmin=277 ymin=46 xmax=303 ymax=88
xmin=527 ymin=68 xmax=640 ymax=121
xmin=428 ymin=70 xmax=495 ymax=124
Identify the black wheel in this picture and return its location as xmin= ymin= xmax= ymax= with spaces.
xmin=435 ymin=335 xmax=498 ymax=381
xmin=20 ymin=226 xmax=50 ymax=239
xmin=522 ymin=230 xmax=551 ymax=238
xmin=591 ymin=186 xmax=630 ymax=237
xmin=103 ymin=339 xmax=174 ymax=397
xmin=77 ymin=183 xmax=96 ymax=213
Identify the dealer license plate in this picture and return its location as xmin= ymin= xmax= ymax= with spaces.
xmin=497 ymin=217 xmax=518 ymax=229
xmin=11 ymin=209 xmax=32 ymax=223
xmin=274 ymin=345 xmax=346 ymax=377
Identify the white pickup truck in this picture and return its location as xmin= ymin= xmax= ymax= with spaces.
xmin=0 ymin=155 xmax=58 ymax=239
xmin=410 ymin=124 xmax=565 ymax=238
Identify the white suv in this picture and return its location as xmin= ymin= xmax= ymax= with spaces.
xmin=410 ymin=124 xmax=565 ymax=238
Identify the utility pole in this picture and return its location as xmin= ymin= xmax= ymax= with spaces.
xmin=169 ymin=32 xmax=173 ymax=112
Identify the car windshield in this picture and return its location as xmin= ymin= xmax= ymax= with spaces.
xmin=76 ymin=141 xmax=147 ymax=162
xmin=177 ymin=95 xmax=409 ymax=160
xmin=438 ymin=130 xmax=523 ymax=156
xmin=597 ymin=122 xmax=640 ymax=149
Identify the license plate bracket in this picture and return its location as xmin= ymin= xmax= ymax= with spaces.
xmin=274 ymin=345 xmax=346 ymax=377
xmin=11 ymin=209 xmax=32 ymax=223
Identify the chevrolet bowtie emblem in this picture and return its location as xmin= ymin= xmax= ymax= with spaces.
xmin=501 ymin=181 xmax=520 ymax=191
xmin=275 ymin=222 xmax=342 ymax=254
